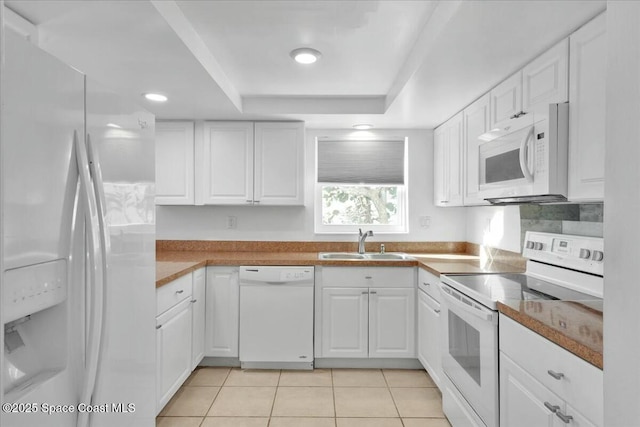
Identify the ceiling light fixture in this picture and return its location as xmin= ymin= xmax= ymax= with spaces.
xmin=353 ymin=124 xmax=373 ymax=130
xmin=290 ymin=47 xmax=322 ymax=65
xmin=143 ymin=93 xmax=168 ymax=102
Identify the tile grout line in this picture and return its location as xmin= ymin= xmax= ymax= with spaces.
xmin=383 ymin=369 xmax=407 ymax=424
xmin=331 ymin=368 xmax=337 ymax=427
xmin=202 ymin=367 xmax=231 ymax=421
xmin=266 ymin=369 xmax=282 ymax=426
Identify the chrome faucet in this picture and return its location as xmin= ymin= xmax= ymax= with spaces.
xmin=358 ymin=228 xmax=374 ymax=254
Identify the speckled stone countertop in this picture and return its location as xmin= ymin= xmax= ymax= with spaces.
xmin=156 ymin=245 xmax=525 ymax=287
xmin=498 ymin=299 xmax=603 ymax=369
xmin=155 ymin=240 xmax=601 ymax=369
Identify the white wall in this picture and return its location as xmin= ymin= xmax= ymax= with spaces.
xmin=603 ymin=2 xmax=640 ymax=426
xmin=465 ymin=206 xmax=522 ymax=253
xmin=156 ymin=128 xmax=468 ymax=242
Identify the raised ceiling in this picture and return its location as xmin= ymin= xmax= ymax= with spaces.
xmin=6 ymin=0 xmax=606 ymax=128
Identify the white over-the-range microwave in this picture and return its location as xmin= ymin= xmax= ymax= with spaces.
xmin=478 ymin=103 xmax=569 ymax=205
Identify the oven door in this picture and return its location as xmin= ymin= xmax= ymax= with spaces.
xmin=440 ymin=283 xmax=499 ymax=427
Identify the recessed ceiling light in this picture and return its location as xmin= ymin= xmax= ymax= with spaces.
xmin=290 ymin=48 xmax=322 ymax=64
xmin=106 ymin=123 xmax=122 ymax=129
xmin=353 ymin=124 xmax=373 ymax=130
xmin=143 ymin=93 xmax=168 ymax=102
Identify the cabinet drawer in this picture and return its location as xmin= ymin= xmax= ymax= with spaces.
xmin=418 ymin=268 xmax=441 ymax=302
xmin=499 ymin=314 xmax=602 ymax=425
xmin=157 ymin=273 xmax=193 ymax=316
xmin=320 ymin=267 xmax=415 ymax=288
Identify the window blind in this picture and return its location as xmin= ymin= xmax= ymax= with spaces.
xmin=317 ymin=139 xmax=405 ymax=185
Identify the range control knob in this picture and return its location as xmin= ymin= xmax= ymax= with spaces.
xmin=526 ymin=241 xmax=535 ymax=249
xmin=534 ymin=242 xmax=543 ymax=250
xmin=592 ymin=250 xmax=604 ymax=262
xmin=579 ymin=248 xmax=592 ymax=259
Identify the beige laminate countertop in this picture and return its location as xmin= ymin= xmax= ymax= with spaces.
xmin=155 ymin=250 xmax=524 ymax=287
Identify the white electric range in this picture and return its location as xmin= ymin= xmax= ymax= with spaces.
xmin=438 ymin=231 xmax=603 ymax=427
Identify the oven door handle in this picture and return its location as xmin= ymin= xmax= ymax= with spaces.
xmin=440 ymin=284 xmax=495 ymax=323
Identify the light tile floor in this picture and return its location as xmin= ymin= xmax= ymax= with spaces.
xmin=157 ymin=368 xmax=452 ymax=427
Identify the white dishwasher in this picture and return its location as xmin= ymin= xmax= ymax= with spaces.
xmin=239 ymin=266 xmax=314 ymax=370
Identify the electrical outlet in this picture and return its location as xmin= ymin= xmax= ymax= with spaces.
xmin=227 ymin=216 xmax=237 ymax=229
xmin=419 ymin=216 xmax=431 ymax=228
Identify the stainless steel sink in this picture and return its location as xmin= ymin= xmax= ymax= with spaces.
xmin=318 ymin=252 xmax=414 ymax=261
xmin=363 ymin=253 xmax=414 ymax=260
xmin=318 ymin=252 xmax=366 ymax=260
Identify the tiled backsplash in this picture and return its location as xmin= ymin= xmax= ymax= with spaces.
xmin=519 ymin=203 xmax=603 ymax=248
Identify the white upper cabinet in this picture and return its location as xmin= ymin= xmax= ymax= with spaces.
xmin=568 ymin=13 xmax=606 ymax=202
xmin=434 ymin=113 xmax=463 ymax=207
xmin=200 ymin=121 xmax=304 ymax=205
xmin=489 ymin=39 xmax=568 ymax=128
xmin=433 ymin=126 xmax=447 ymax=206
xmin=522 ymin=39 xmax=569 ymax=114
xmin=490 ymin=72 xmax=523 ymax=128
xmin=155 ymin=121 xmax=195 ymax=205
xmin=254 ymin=122 xmax=305 ymax=205
xmin=201 ymin=121 xmax=255 ymax=205
xmin=463 ymin=94 xmax=491 ymax=206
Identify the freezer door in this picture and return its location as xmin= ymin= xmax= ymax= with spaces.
xmin=1 ymin=29 xmax=85 ymax=427
xmin=2 ymin=31 xmax=84 ymax=271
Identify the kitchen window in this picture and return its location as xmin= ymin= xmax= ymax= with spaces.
xmin=315 ymin=138 xmax=408 ymax=234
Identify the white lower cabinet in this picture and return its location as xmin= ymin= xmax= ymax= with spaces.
xmin=321 ymin=287 xmax=369 ymax=358
xmin=417 ymin=269 xmax=442 ymax=387
xmin=156 ymin=269 xmax=207 ymax=413
xmin=316 ymin=267 xmax=416 ymax=359
xmin=499 ymin=314 xmax=602 ymax=427
xmin=417 ymin=288 xmax=441 ymax=387
xmin=205 ymin=267 xmax=240 ymax=357
xmin=500 ymin=352 xmax=563 ymax=427
xmin=191 ymin=268 xmax=206 ymax=369
xmin=368 ymin=287 xmax=415 ymax=357
xmin=156 ymin=298 xmax=193 ymax=413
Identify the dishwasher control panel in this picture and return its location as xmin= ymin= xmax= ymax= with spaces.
xmin=239 ymin=266 xmax=314 ymax=284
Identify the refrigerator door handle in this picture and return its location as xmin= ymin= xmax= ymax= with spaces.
xmin=87 ymin=133 xmax=111 ymax=255
xmin=75 ymin=131 xmax=106 ymax=427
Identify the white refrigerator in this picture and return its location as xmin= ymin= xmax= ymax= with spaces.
xmin=1 ymin=29 xmax=156 ymax=427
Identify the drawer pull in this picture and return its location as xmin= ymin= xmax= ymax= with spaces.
xmin=547 ymin=370 xmax=565 ymax=380
xmin=434 ymin=309 xmax=441 ymax=314
xmin=365 ymin=276 xmax=373 ymax=279
xmin=555 ymin=411 xmax=573 ymax=424
xmin=423 ymin=282 xmax=431 ymax=286
xmin=544 ymin=402 xmax=559 ymax=413
xmin=362 ymin=291 xmax=368 ymax=295
xmin=191 ymin=299 xmax=197 ymax=303
xmin=156 ymin=325 xmax=162 ymax=330
xmin=175 ymin=290 xmax=184 ymax=295
xmin=370 ymin=291 xmax=377 ymax=295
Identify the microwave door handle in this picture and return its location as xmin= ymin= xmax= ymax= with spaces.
xmin=519 ymin=127 xmax=535 ymax=182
